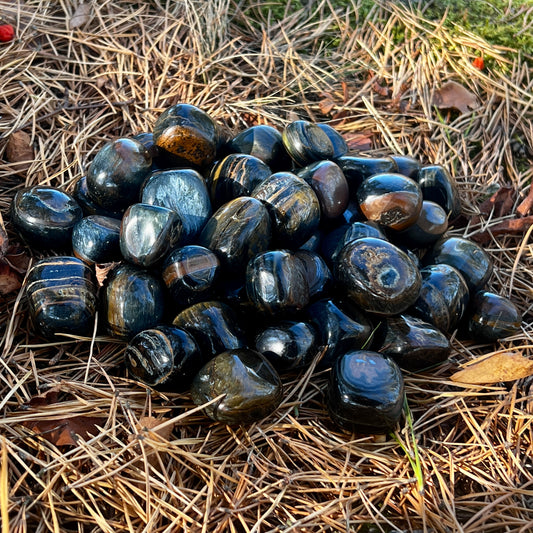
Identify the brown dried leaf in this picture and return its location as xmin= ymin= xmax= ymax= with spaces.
xmin=471 ymin=187 xmax=516 ymax=226
xmin=5 ymin=131 xmax=34 ymax=176
xmin=135 ymin=416 xmax=174 ymax=441
xmin=0 ymin=263 xmax=21 ymax=295
xmin=95 ymin=261 xmax=120 ymax=287
xmin=372 ymin=81 xmax=389 ymax=97
xmin=517 ymin=180 xmax=533 ymax=216
xmin=318 ymin=94 xmax=335 ymax=115
xmin=69 ymin=3 xmax=92 ymax=29
xmin=432 ymin=80 xmax=480 ymax=114
xmin=451 ymin=352 xmax=533 ymax=384
xmin=471 ymin=215 xmax=533 ymax=244
xmin=4 ymin=245 xmax=31 ymax=274
xmin=343 ymin=132 xmax=372 ymax=152
xmin=25 ymin=386 xmax=61 ymax=408
xmin=0 ymin=212 xmax=7 ymax=260
xmin=23 ymin=416 xmax=106 ymax=446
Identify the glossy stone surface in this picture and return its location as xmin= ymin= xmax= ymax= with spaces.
xmin=424 ymin=236 xmax=492 ymax=292
xmin=282 ymin=120 xmax=334 ymax=167
xmin=321 ymin=221 xmax=388 ymax=265
xmin=389 ymin=154 xmax=421 ymax=179
xmin=357 ymin=173 xmax=423 ymax=231
xmin=25 ymin=256 xmax=97 ymax=339
xmin=209 ymin=153 xmax=271 ymax=207
xmin=191 ymin=348 xmax=283 ymax=424
xmin=172 ymin=301 xmax=247 ymax=360
xmin=252 ymin=172 xmax=320 ymax=248
xmin=254 ymin=320 xmax=319 ymax=372
xmin=73 ymin=176 xmax=125 ymax=219
xmin=246 ymin=250 xmax=309 ymax=315
xmin=198 ymin=196 xmax=272 ymax=272
xmin=86 ymin=138 xmax=152 ymax=210
xmin=317 ymin=123 xmax=348 ymax=159
xmin=153 ymin=103 xmax=220 ymax=168
xmin=120 ymin=203 xmax=183 ymax=267
xmin=327 ymin=350 xmax=404 ymax=434
xmin=294 ymin=250 xmax=333 ymax=300
xmin=11 ymin=186 xmax=83 ymax=249
xmin=297 ymin=160 xmax=349 ymax=219
xmin=125 ymin=326 xmax=202 ymax=391
xmin=372 ymin=314 xmax=451 ymax=371
xmin=306 ymin=298 xmax=373 ymax=369
xmin=334 ymin=237 xmax=421 ymax=315
xmin=412 ymin=264 xmax=469 ymax=333
xmin=394 ymin=200 xmax=448 ymax=247
xmin=141 ymin=169 xmax=212 ymax=243
xmin=162 ymin=245 xmax=221 ymax=308
xmin=417 ymin=165 xmax=461 ymax=219
xmin=101 ymin=263 xmax=165 ymax=340
xmin=227 ymin=124 xmax=292 ymax=171
xmin=466 ymin=291 xmax=521 ymax=342
xmin=336 ymin=155 xmax=397 ymax=190
xmin=72 ymin=215 xmax=122 ymax=264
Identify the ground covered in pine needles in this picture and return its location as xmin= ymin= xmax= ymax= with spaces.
xmin=1 ymin=1 xmax=533 ymax=531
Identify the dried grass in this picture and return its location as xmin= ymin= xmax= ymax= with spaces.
xmin=1 ymin=0 xmax=533 ymax=531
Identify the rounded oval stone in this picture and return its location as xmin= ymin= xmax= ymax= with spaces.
xmin=141 ymin=168 xmax=212 ymax=243
xmin=252 ymin=172 xmax=320 ymax=248
xmin=125 ymin=326 xmax=202 ymax=391
xmin=254 ymin=320 xmax=319 ymax=372
xmin=86 ymin=138 xmax=152 ymax=210
xmin=162 ymin=245 xmax=221 ymax=308
xmin=424 ymin=236 xmax=492 ymax=292
xmin=101 ymin=263 xmax=165 ymax=340
xmin=389 ymin=154 xmax=421 ymax=179
xmin=11 ymin=186 xmax=83 ymax=249
xmin=282 ymin=120 xmax=334 ymax=167
xmin=466 ymin=291 xmax=521 ymax=342
xmin=153 ymin=103 xmax=220 ymax=168
xmin=305 ymin=297 xmax=373 ymax=369
xmin=72 ymin=176 xmax=125 ymax=219
xmin=209 ymin=153 xmax=272 ymax=207
xmin=336 ymin=155 xmax=398 ymax=190
xmin=394 ymin=200 xmax=448 ymax=247
xmin=25 ymin=256 xmax=97 ymax=339
xmin=191 ymin=348 xmax=283 ymax=424
xmin=294 ymin=250 xmax=333 ymax=300
xmin=372 ymin=314 xmax=451 ymax=371
xmin=172 ymin=301 xmax=247 ymax=360
xmin=120 ymin=203 xmax=183 ymax=267
xmin=72 ymin=215 xmax=122 ymax=264
xmin=198 ymin=196 xmax=272 ymax=272
xmin=227 ymin=125 xmax=292 ymax=171
xmin=297 ymin=160 xmax=349 ymax=219
xmin=246 ymin=250 xmax=310 ymax=315
xmin=416 ymin=164 xmax=461 ymax=219
xmin=411 ymin=264 xmax=470 ymax=333
xmin=334 ymin=237 xmax=421 ymax=315
xmin=327 ymin=350 xmax=404 ymax=434
xmin=356 ymin=173 xmax=423 ymax=231
xmin=317 ymin=123 xmax=348 ymax=159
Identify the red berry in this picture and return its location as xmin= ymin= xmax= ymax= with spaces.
xmin=0 ymin=24 xmax=15 ymax=42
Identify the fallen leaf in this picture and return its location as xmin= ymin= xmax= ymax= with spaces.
xmin=69 ymin=3 xmax=92 ymax=29
xmin=517 ymin=182 xmax=533 ymax=217
xmin=319 ymin=93 xmax=335 ymax=115
xmin=135 ymin=416 xmax=174 ymax=441
xmin=4 ymin=130 xmax=34 ymax=176
xmin=3 ymin=245 xmax=31 ymax=274
xmin=25 ymin=386 xmax=61 ymax=408
xmin=472 ymin=57 xmax=485 ymax=70
xmin=23 ymin=416 xmax=106 ymax=446
xmin=0 ymin=212 xmax=7 ymax=259
xmin=471 ymin=215 xmax=533 ymax=244
xmin=343 ymin=132 xmax=372 ymax=152
xmin=432 ymin=80 xmax=480 ymax=114
xmin=471 ymin=187 xmax=516 ymax=226
xmin=95 ymin=261 xmax=120 ymax=287
xmin=0 ymin=263 xmax=21 ymax=295
xmin=451 ymin=352 xmax=533 ymax=384
xmin=372 ymin=80 xmax=389 ymax=97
